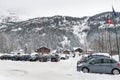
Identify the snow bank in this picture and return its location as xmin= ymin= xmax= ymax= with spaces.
xmin=0 ymin=56 xmax=119 ymax=80
xmin=112 ymin=55 xmax=119 ymax=61
xmin=0 ymin=76 xmax=14 ymax=80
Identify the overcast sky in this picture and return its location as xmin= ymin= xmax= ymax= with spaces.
xmin=0 ymin=0 xmax=119 ymax=19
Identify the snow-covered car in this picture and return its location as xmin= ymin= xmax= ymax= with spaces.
xmin=77 ymin=57 xmax=120 ymax=75
xmin=91 ymin=53 xmax=111 ymax=58
xmin=60 ymin=54 xmax=69 ymax=60
xmin=77 ymin=54 xmax=110 ymax=65
xmin=77 ymin=53 xmax=110 ymax=65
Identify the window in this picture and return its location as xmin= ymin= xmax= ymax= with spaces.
xmin=111 ymin=59 xmax=117 ymax=63
xmin=103 ymin=59 xmax=117 ymax=63
xmin=103 ymin=59 xmax=111 ymax=63
xmin=90 ymin=59 xmax=102 ymax=64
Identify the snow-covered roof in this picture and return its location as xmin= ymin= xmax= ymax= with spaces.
xmin=92 ymin=53 xmax=110 ymax=57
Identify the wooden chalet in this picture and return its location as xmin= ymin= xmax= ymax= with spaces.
xmin=74 ymin=48 xmax=83 ymax=53
xmin=35 ymin=47 xmax=50 ymax=54
xmin=63 ymin=50 xmax=70 ymax=54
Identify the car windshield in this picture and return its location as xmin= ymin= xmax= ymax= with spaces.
xmin=84 ymin=55 xmax=110 ymax=62
xmin=84 ymin=57 xmax=93 ymax=62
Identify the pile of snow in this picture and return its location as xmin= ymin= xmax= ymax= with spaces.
xmin=30 ymin=52 xmax=38 ymax=55
xmin=60 ymin=54 xmax=66 ymax=57
xmin=0 ymin=76 xmax=14 ymax=80
xmin=112 ymin=55 xmax=119 ymax=61
xmin=61 ymin=36 xmax=70 ymax=47
xmin=11 ymin=28 xmax=22 ymax=32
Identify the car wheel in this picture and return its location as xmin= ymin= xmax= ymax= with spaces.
xmin=82 ymin=67 xmax=89 ymax=73
xmin=112 ymin=69 xmax=120 ymax=75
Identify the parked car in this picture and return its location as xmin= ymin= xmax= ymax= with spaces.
xmin=51 ymin=54 xmax=60 ymax=62
xmin=20 ymin=55 xmax=31 ymax=61
xmin=60 ymin=54 xmax=69 ymax=60
xmin=11 ymin=55 xmax=22 ymax=61
xmin=29 ymin=54 xmax=40 ymax=61
xmin=90 ymin=53 xmax=111 ymax=58
xmin=77 ymin=57 xmax=120 ymax=75
xmin=39 ymin=54 xmax=50 ymax=62
xmin=77 ymin=54 xmax=110 ymax=65
xmin=0 ymin=55 xmax=12 ymax=60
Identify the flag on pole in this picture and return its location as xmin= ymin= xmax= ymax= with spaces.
xmin=112 ymin=6 xmax=117 ymax=16
xmin=107 ymin=18 xmax=113 ymax=24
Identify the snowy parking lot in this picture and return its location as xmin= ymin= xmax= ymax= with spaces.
xmin=0 ymin=56 xmax=120 ymax=80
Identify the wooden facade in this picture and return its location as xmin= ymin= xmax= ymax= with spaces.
xmin=35 ymin=47 xmax=50 ymax=54
xmin=63 ymin=50 xmax=70 ymax=54
xmin=74 ymin=48 xmax=83 ymax=53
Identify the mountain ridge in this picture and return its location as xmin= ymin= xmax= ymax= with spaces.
xmin=0 ymin=11 xmax=120 ymax=53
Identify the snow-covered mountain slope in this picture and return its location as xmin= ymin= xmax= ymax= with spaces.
xmin=0 ymin=15 xmax=88 ymax=52
xmin=0 ymin=12 xmax=120 ymax=53
xmin=0 ymin=10 xmax=19 ymax=23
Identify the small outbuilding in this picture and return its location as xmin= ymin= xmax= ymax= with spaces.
xmin=63 ymin=50 xmax=70 ymax=54
xmin=35 ymin=47 xmax=50 ymax=54
xmin=74 ymin=48 xmax=83 ymax=53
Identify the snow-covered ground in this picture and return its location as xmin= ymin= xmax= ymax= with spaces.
xmin=0 ymin=56 xmax=120 ymax=80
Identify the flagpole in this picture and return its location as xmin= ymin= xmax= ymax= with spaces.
xmin=112 ymin=6 xmax=120 ymax=61
xmin=114 ymin=24 xmax=120 ymax=61
xmin=112 ymin=17 xmax=120 ymax=61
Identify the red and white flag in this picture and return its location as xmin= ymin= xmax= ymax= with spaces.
xmin=107 ymin=18 xmax=113 ymax=24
